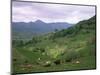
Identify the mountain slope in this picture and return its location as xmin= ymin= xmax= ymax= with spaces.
xmin=13 ymin=16 xmax=96 ymax=73
xmin=50 ymin=15 xmax=96 ymax=38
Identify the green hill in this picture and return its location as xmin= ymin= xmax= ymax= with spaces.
xmin=12 ymin=16 xmax=96 ymax=74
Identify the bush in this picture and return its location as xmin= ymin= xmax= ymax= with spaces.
xmin=63 ymin=50 xmax=80 ymax=62
xmin=24 ymin=60 xmax=28 ymax=64
xmin=13 ymin=58 xmax=17 ymax=61
xmin=66 ymin=59 xmax=72 ymax=62
xmin=33 ymin=47 xmax=45 ymax=53
xmin=12 ymin=40 xmax=24 ymax=47
xmin=54 ymin=59 xmax=61 ymax=65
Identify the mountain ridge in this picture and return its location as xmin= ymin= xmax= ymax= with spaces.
xmin=12 ymin=20 xmax=72 ymax=40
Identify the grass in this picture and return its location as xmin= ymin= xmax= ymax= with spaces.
xmin=12 ymin=31 xmax=96 ymax=73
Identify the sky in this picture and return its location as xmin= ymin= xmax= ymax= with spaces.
xmin=12 ymin=1 xmax=95 ymax=24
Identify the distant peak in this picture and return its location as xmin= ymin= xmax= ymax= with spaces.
xmin=35 ymin=20 xmax=45 ymax=23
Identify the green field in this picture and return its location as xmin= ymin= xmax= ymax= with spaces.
xmin=12 ymin=16 xmax=96 ymax=74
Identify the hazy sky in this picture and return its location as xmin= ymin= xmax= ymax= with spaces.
xmin=12 ymin=1 xmax=95 ymax=24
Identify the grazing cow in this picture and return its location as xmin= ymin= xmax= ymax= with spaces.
xmin=38 ymin=58 xmax=41 ymax=60
xmin=26 ymin=64 xmax=33 ymax=68
xmin=75 ymin=61 xmax=80 ymax=64
xmin=43 ymin=61 xmax=51 ymax=67
xmin=20 ymin=64 xmax=33 ymax=69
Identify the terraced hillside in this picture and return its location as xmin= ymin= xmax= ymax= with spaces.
xmin=12 ymin=16 xmax=96 ymax=74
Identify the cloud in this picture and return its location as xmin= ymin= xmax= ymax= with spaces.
xmin=12 ymin=1 xmax=95 ymax=24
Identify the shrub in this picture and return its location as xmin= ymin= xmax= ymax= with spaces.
xmin=66 ymin=59 xmax=72 ymax=62
xmin=33 ymin=47 xmax=45 ymax=53
xmin=63 ymin=50 xmax=80 ymax=62
xmin=24 ymin=60 xmax=28 ymax=64
xmin=13 ymin=58 xmax=17 ymax=61
xmin=54 ymin=59 xmax=61 ymax=65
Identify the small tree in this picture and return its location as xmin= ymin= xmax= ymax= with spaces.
xmin=17 ymin=40 xmax=24 ymax=46
xmin=54 ymin=29 xmax=58 ymax=32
